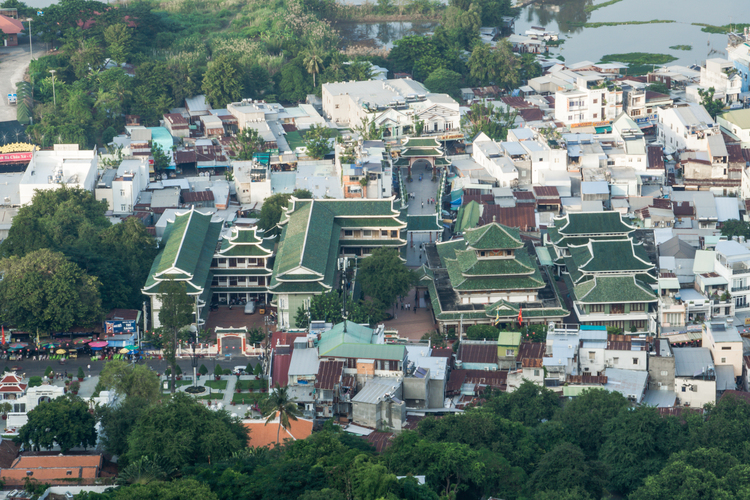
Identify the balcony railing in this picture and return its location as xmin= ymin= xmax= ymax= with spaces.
xmin=732 ymin=267 xmax=750 ymax=275
xmin=731 ymin=286 xmax=750 ymax=292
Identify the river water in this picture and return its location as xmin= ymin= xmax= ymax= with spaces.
xmin=337 ymin=0 xmax=746 ymax=64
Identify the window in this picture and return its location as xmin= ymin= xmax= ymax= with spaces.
xmin=237 ymin=277 xmax=246 ymax=284
xmin=381 ymin=230 xmax=388 ymax=237
xmin=229 ymin=258 xmax=237 ymax=268
xmin=506 ymin=349 xmax=514 ymax=356
xmin=66 ymin=471 xmax=73 ymax=476
xmin=229 ymin=277 xmax=237 ymax=286
xmin=590 ymin=304 xmax=605 ymax=313
xmin=363 ymin=230 xmax=372 ymax=237
xmin=588 ymin=351 xmax=596 ymax=360
xmin=682 ymin=386 xmax=686 ymax=392
xmin=534 ymin=369 xmax=540 ymax=377
xmin=391 ymin=230 xmax=398 ymax=237
xmin=593 ymin=99 xmax=598 ymax=104
xmin=613 ymin=357 xmax=619 ymax=365
xmin=344 ymin=230 xmax=353 ymax=237
xmin=632 ymin=358 xmax=639 ymax=365
xmin=631 ymin=303 xmax=645 ymax=312
xmin=593 ymin=113 xmax=598 ymax=118
xmin=119 ymin=189 xmax=125 ymax=196
xmin=121 ymin=204 xmax=126 ymax=211
xmin=661 ymin=370 xmax=668 ymax=376
xmin=722 ymin=346 xmax=732 ymax=350
xmin=218 ymin=258 xmax=226 ymax=266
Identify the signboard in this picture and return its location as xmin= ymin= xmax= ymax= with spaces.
xmin=7 ymin=93 xmax=16 ymax=104
xmin=0 ymin=152 xmax=31 ymax=163
xmin=105 ymin=320 xmax=137 ymax=334
xmin=571 ymin=120 xmax=611 ymax=129
xmin=744 ymin=317 xmax=750 ymax=326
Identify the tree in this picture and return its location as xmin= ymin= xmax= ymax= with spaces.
xmin=97 ymin=396 xmax=152 ymax=458
xmin=412 ymin=55 xmax=446 ymax=82
xmin=116 ymin=455 xmax=175 ymax=486
xmin=465 ymin=324 xmax=499 ymax=340
xmin=483 ymin=380 xmax=560 ymax=427
xmin=294 ymin=290 xmax=387 ymax=329
xmin=388 ymin=36 xmax=439 ymax=74
xmin=304 ymin=124 xmax=335 ymax=159
xmin=304 ymin=47 xmax=324 ymax=88
xmin=258 ymin=193 xmax=292 ymax=235
xmin=253 ymin=362 xmax=264 ymax=376
xmin=105 ymin=478 xmax=219 ymax=500
xmin=126 ymin=393 xmax=247 ymax=468
xmin=202 ymin=54 xmax=244 ymax=109
xmin=698 ymin=87 xmax=725 ymax=119
xmin=354 ymin=116 xmax=385 ymax=141
xmin=720 ymin=219 xmax=750 ymax=241
xmin=414 ymin=116 xmax=425 ymax=137
xmin=461 ymin=102 xmax=517 ymax=142
xmin=424 ymin=68 xmax=463 ymax=100
xmin=263 ymin=383 xmax=301 ymax=445
xmin=468 ymin=40 xmax=520 ymax=88
xmin=647 ymin=81 xmax=670 ymax=95
xmin=151 ymin=142 xmax=170 ymax=172
xmin=358 ymin=248 xmax=416 ymax=312
xmin=0 ymin=249 xmax=102 ymax=334
xmin=421 ymin=329 xmax=446 ymax=348
xmin=199 ymin=364 xmax=208 ymax=376
xmin=529 ymin=442 xmax=608 ymax=499
xmin=16 ymin=396 xmax=96 ymax=453
xmin=556 ymin=388 xmax=629 ymax=459
xmin=232 ymin=127 xmax=265 ymax=161
xmin=157 ymin=280 xmax=194 ymax=394
xmin=104 ymin=23 xmax=132 ymax=64
xmin=99 ymin=360 xmax=160 ymax=403
xmin=214 ymin=364 xmax=224 ymax=377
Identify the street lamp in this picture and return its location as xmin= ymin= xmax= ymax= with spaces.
xmin=25 ymin=18 xmax=32 ymax=60
xmin=189 ymin=325 xmax=199 ymax=388
xmin=49 ymin=69 xmax=56 ymax=106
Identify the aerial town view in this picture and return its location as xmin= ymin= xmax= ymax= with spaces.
xmin=0 ymin=0 xmax=748 ymax=497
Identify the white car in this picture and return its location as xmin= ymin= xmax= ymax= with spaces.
xmin=244 ymin=301 xmax=256 ymax=314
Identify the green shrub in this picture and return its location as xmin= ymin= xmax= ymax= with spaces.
xmin=214 ymin=364 xmax=224 ymax=376
xmin=199 ymin=364 xmax=208 ymax=375
xmin=77 ymin=367 xmax=85 ymax=379
xmin=28 ymin=376 xmax=43 ymax=388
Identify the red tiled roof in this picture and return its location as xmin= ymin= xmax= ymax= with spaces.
xmin=10 ymin=455 xmax=102 ymax=470
xmin=315 ymin=360 xmax=344 ymax=390
xmin=105 ymin=309 xmax=139 ymax=321
xmin=182 ymin=190 xmax=214 ymax=203
xmin=479 ymin=205 xmax=536 ymax=231
xmin=719 ymin=390 xmax=750 ymax=406
xmin=464 ymin=369 xmax=507 ymax=391
xmin=517 ymin=342 xmax=545 ymax=361
xmin=243 ymin=413 xmax=313 ymax=449
xmin=647 ymin=144 xmax=664 ymax=170
xmin=658 ymin=406 xmax=704 ymax=418
xmin=727 ymin=143 xmax=744 ymax=163
xmin=533 ymin=186 xmax=560 ymax=198
xmin=645 ymin=91 xmax=670 ymax=102
xmin=458 ymin=343 xmax=497 ymax=364
xmin=0 ymin=385 xmax=25 ymax=392
xmin=0 ymin=374 xmax=21 ymax=384
xmin=164 ymin=113 xmax=188 ymax=126
xmin=0 ymin=14 xmax=24 ymax=34
xmin=567 ymin=374 xmax=607 ymax=384
xmin=513 ymin=190 xmax=536 ymax=202
xmin=363 ymin=431 xmax=394 ymax=452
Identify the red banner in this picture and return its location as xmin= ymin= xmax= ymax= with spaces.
xmin=0 ymin=152 xmax=32 ymax=163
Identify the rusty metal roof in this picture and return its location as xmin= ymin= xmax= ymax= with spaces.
xmin=315 ymin=360 xmax=344 ymax=390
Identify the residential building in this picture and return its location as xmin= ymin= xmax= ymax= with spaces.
xmin=0 ymin=14 xmax=23 ymax=46
xmin=609 ymin=112 xmax=648 ymax=170
xmin=497 ymin=331 xmax=522 ymax=368
xmin=142 ymin=208 xmax=223 ymax=328
xmin=94 ymin=158 xmax=150 ymax=214
xmin=338 ymin=139 xmax=393 ymax=199
xmin=658 ymin=236 xmax=697 ymax=286
xmin=648 ymin=338 xmax=675 ymax=392
xmin=577 ymin=327 xmax=608 ymax=375
xmin=270 ymin=198 xmax=406 ymax=329
xmin=657 ymin=272 xmax=686 ymax=331
xmin=6 ymin=382 xmax=65 ymax=428
xmin=673 ymin=347 xmax=717 ymax=407
xmin=602 ymin=368 xmax=649 ymax=404
xmin=622 ymin=86 xmax=673 ymax=125
xmin=322 ymin=79 xmax=460 ymax=137
xmin=287 ymin=341 xmax=320 ymax=417
xmin=554 ymin=84 xmax=610 ymax=126
xmin=403 ymin=345 xmax=449 ymax=409
xmin=470 ymin=133 xmax=518 ymax=188
xmin=703 ymin=318 xmax=743 ymax=378
xmin=714 ymin=240 xmax=750 ymax=312
xmin=656 ymin=103 xmax=720 ymax=153
xmin=544 ymin=325 xmax=581 ymax=385
xmin=210 ymin=226 xmax=274 ymax=306
xmin=717 ymin=108 xmax=750 ymax=147
xmin=726 ymin=29 xmax=750 ymax=93
xmin=351 ymin=376 xmax=406 ymax=430
xmin=457 ymin=340 xmax=499 ymax=371
xmin=316 ymin=321 xmax=406 ymax=389
xmin=19 ymin=145 xmax=98 ymax=205
xmin=314 ymin=360 xmax=350 ymax=420
xmin=0 ymin=455 xmax=103 ymax=486
xmin=243 ymin=411 xmax=313 ymax=449
xmin=698 ymin=58 xmax=742 ymax=104
xmin=163 ymin=113 xmax=190 ymax=138
xmin=506 ymin=341 xmax=546 ymax=391
xmin=603 ymin=334 xmax=649 ymax=371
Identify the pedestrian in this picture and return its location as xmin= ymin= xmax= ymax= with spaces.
xmin=401 ymin=302 xmax=404 ymax=310
xmin=421 ymin=202 xmax=424 ymax=208
xmin=414 ymin=304 xmax=417 ymax=313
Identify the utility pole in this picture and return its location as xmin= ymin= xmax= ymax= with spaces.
xmin=26 ymin=18 xmax=32 ymax=60
xmin=339 ymin=257 xmax=349 ymax=332
xmin=49 ymin=69 xmax=56 ymax=106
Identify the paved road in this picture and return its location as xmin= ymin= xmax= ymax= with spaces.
xmin=4 ymin=355 xmax=261 ymax=378
xmin=0 ymin=45 xmax=32 ymax=122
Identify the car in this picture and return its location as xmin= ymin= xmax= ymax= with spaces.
xmin=244 ymin=301 xmax=256 ymax=314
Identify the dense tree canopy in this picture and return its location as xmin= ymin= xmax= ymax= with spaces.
xmin=357 ymin=248 xmax=417 ymax=310
xmin=0 ymin=248 xmax=102 ymax=333
xmin=99 ymin=360 xmax=161 ymax=403
xmin=16 ymin=395 xmax=97 ymax=453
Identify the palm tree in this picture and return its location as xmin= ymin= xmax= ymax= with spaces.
xmin=262 ymin=383 xmax=301 ymax=445
xmin=304 ymin=48 xmax=324 ymax=88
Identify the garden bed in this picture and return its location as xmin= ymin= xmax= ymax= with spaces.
xmin=231 ymin=392 xmax=266 ymax=405
xmin=204 ymin=380 xmax=228 ymax=391
xmin=236 ymin=379 xmax=268 ymax=391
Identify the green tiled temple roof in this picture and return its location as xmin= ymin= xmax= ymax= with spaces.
xmin=573 ymin=275 xmax=658 ymax=303
xmin=464 ymin=223 xmax=523 ymax=250
xmin=406 ymin=214 xmax=442 ymax=231
xmin=454 ymin=201 xmax=480 ymax=233
xmin=436 ymin=238 xmax=467 ymax=267
xmin=402 ymin=137 xmax=441 ymax=148
xmin=454 ymin=249 xmax=536 ymax=277
xmin=401 ymin=148 xmax=442 ymax=157
xmin=571 ymin=239 xmax=654 ymax=273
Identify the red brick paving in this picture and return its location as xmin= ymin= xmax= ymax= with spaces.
xmin=381 ymin=287 xmax=438 ymax=341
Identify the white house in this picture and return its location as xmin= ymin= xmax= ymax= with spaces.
xmin=322 ymin=79 xmax=460 ymax=137
xmin=673 ymin=347 xmax=717 ymax=408
xmin=698 ymin=58 xmax=742 ymax=104
xmin=717 ymin=109 xmax=750 ymax=147
xmin=19 ymin=145 xmax=98 ymax=206
xmin=714 ymin=240 xmax=750 ymax=312
xmin=471 ymin=133 xmax=518 ymax=188
xmin=656 ymin=103 xmax=720 ymax=153
xmin=703 ymin=318 xmax=743 ymax=379
xmin=5 ymin=377 xmax=66 ymax=428
xmin=609 ymin=113 xmax=647 ymax=170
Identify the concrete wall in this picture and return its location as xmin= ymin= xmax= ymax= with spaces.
xmin=675 ymin=377 xmax=716 ymax=407
xmin=428 ymin=378 xmax=446 ymax=409
xmin=648 ymin=354 xmax=675 ymax=391
xmin=403 ymin=376 xmax=429 ymax=409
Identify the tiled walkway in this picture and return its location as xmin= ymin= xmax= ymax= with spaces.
xmin=382 ymin=287 xmax=438 ymax=341
xmin=401 ymin=166 xmax=441 ymax=267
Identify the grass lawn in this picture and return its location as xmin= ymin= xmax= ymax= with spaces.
xmin=232 ymin=392 xmax=266 ymax=404
xmin=204 ymin=380 xmax=228 ymax=390
xmin=285 ymin=131 xmax=305 ymax=151
xmin=237 ymin=379 xmax=268 ymax=391
xmin=197 ymin=393 xmax=224 ymax=400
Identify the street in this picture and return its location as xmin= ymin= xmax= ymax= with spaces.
xmin=3 ymin=355 xmax=261 ymax=378
xmin=0 ymin=44 xmax=32 ymax=122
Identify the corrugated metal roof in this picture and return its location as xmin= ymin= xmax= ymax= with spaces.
xmin=352 ymin=376 xmax=402 ymax=404
xmin=603 ymin=368 xmax=648 ymax=403
xmin=458 ymin=342 xmax=497 ymax=364
xmin=288 ymin=348 xmax=320 ymax=376
xmin=315 ymin=360 xmax=344 ymax=390
xmin=673 ymin=347 xmax=714 ymax=377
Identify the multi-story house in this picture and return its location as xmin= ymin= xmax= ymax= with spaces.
xmin=726 ymin=29 xmax=750 ymax=94
xmin=656 ymin=103 xmax=720 ymax=153
xmin=673 ymin=347 xmax=716 ymax=407
xmin=703 ymin=318 xmax=743 ymax=379
xmin=337 ymin=140 xmax=393 ymax=200
xmin=270 ymin=198 xmax=407 ymax=329
xmin=714 ymin=239 xmax=750 ymax=312
xmin=322 ymin=79 xmax=460 ymax=137
xmin=210 ymin=226 xmax=274 ymax=306
xmin=697 ymin=58 xmax=743 ymax=104
xmin=563 ymin=238 xmax=658 ymax=332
